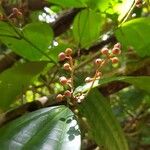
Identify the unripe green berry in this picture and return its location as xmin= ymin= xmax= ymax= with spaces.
xmin=58 ymin=52 xmax=66 ymax=61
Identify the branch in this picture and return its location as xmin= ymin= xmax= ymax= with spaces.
xmin=52 ymin=8 xmax=81 ymax=37
xmin=0 ymin=95 xmax=66 ymax=127
xmin=0 ymin=52 xmax=20 ymax=73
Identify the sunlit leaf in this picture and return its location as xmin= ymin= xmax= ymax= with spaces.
xmin=115 ymin=18 xmax=150 ymax=57
xmin=73 ymin=9 xmax=103 ymax=48
xmin=46 ymin=0 xmax=87 ymax=8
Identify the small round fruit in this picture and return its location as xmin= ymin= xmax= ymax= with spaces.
xmin=112 ymin=47 xmax=121 ymax=55
xmin=65 ymin=48 xmax=72 ymax=56
xmin=63 ymin=63 xmax=71 ymax=70
xmin=111 ymin=57 xmax=119 ymax=64
xmin=64 ymin=90 xmax=72 ymax=97
xmin=56 ymin=94 xmax=63 ymax=102
xmin=59 ymin=76 xmax=67 ymax=85
xmin=101 ymin=47 xmax=109 ymax=55
xmin=114 ymin=43 xmax=121 ymax=49
xmin=95 ymin=58 xmax=103 ymax=65
xmin=58 ymin=52 xmax=66 ymax=61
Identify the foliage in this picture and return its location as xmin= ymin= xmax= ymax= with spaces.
xmin=0 ymin=0 xmax=150 ymax=150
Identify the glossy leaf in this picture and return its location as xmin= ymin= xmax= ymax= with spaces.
xmin=73 ymin=9 xmax=103 ymax=48
xmin=0 ymin=62 xmax=48 ymax=109
xmin=0 ymin=106 xmax=81 ymax=150
xmin=79 ymin=89 xmax=128 ymax=150
xmin=74 ymin=76 xmax=150 ymax=95
xmin=0 ymin=22 xmax=53 ymax=61
xmin=115 ymin=18 xmax=150 ymax=57
xmin=46 ymin=0 xmax=87 ymax=7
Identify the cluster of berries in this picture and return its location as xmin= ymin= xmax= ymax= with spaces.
xmin=56 ymin=43 xmax=121 ymax=104
xmin=56 ymin=48 xmax=74 ymax=102
xmin=85 ymin=43 xmax=121 ymax=83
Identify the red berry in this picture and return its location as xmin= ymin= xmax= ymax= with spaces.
xmin=114 ymin=43 xmax=121 ymax=49
xmin=59 ymin=76 xmax=67 ymax=85
xmin=112 ymin=47 xmax=121 ymax=55
xmin=56 ymin=94 xmax=63 ymax=102
xmin=95 ymin=58 xmax=103 ymax=65
xmin=111 ymin=57 xmax=119 ymax=64
xmin=64 ymin=90 xmax=72 ymax=97
xmin=63 ymin=63 xmax=71 ymax=70
xmin=58 ymin=52 xmax=66 ymax=61
xmin=65 ymin=48 xmax=72 ymax=56
xmin=101 ymin=47 xmax=109 ymax=55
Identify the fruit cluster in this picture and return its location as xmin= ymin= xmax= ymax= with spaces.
xmin=56 ymin=48 xmax=74 ymax=102
xmin=85 ymin=43 xmax=121 ymax=83
xmin=56 ymin=43 xmax=121 ymax=104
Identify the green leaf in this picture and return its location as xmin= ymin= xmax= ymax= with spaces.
xmin=0 ymin=61 xmax=48 ymax=109
xmin=73 ymin=9 xmax=104 ymax=48
xmin=86 ymin=0 xmax=111 ymax=11
xmin=115 ymin=18 xmax=150 ymax=57
xmin=46 ymin=0 xmax=87 ymax=8
xmin=74 ymin=76 xmax=150 ymax=95
xmin=0 ymin=22 xmax=54 ymax=61
xmin=0 ymin=106 xmax=81 ymax=150
xmin=79 ymin=89 xmax=128 ymax=150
